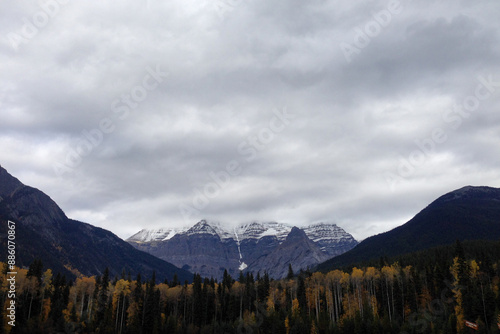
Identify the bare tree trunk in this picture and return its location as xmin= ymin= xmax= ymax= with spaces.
xmin=28 ymin=292 xmax=34 ymax=320
xmin=240 ymin=294 xmax=243 ymax=320
xmin=87 ymin=296 xmax=93 ymax=323
xmin=115 ymin=296 xmax=120 ymax=332
xmin=40 ymin=289 xmax=45 ymax=317
xmin=479 ymin=281 xmax=489 ymax=330
xmin=120 ymin=296 xmax=126 ymax=334
xmin=316 ymin=289 xmax=320 ymax=322
xmin=81 ymin=293 xmax=85 ymax=317
xmin=391 ymin=284 xmax=395 ymax=322
xmin=400 ymin=278 xmax=405 ymax=322
xmin=385 ymin=279 xmax=392 ymax=323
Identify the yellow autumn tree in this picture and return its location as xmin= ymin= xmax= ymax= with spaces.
xmin=24 ymin=273 xmax=39 ymax=321
xmin=340 ymin=271 xmax=353 ymax=319
xmin=285 ymin=316 xmax=290 ymax=334
xmin=364 ymin=267 xmax=379 ymax=316
xmin=401 ymin=266 xmax=412 ymax=321
xmin=70 ymin=276 xmax=96 ymax=320
xmin=450 ymin=257 xmax=465 ymax=333
xmin=381 ymin=265 xmax=396 ymax=323
xmin=266 ymin=287 xmax=279 ymax=313
xmin=112 ymin=279 xmax=131 ymax=333
xmin=165 ymin=285 xmax=183 ymax=317
xmin=310 ymin=320 xmax=318 ymax=334
xmin=351 ymin=267 xmax=364 ymax=318
xmin=309 ymin=272 xmax=324 ymax=321
xmin=40 ymin=269 xmax=53 ymax=323
xmin=469 ymin=260 xmax=480 ymax=279
xmin=291 ymin=298 xmax=300 ymax=318
xmin=326 ymin=270 xmax=344 ymax=323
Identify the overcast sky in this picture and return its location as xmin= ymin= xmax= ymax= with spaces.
xmin=1 ymin=0 xmax=499 ymax=241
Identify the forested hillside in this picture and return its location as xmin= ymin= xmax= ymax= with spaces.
xmin=2 ymin=240 xmax=500 ymax=333
xmin=318 ymin=186 xmax=500 ymax=271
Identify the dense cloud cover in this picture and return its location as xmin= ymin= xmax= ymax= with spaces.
xmin=1 ymin=0 xmax=499 ymax=240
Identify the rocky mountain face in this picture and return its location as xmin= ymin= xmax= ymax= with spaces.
xmin=128 ymin=220 xmax=358 ymax=279
xmin=0 ymin=166 xmax=192 ymax=282
xmin=250 ymin=227 xmax=331 ymax=278
xmin=317 ymin=185 xmax=500 ymax=271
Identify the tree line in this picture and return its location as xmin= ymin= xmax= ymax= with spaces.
xmin=1 ymin=240 xmax=500 ymax=333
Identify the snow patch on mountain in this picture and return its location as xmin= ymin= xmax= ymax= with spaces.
xmin=163 ymin=230 xmax=179 ymax=241
xmin=127 ymin=225 xmax=192 ymax=243
xmin=127 ymin=220 xmax=357 ymax=250
xmin=303 ymin=222 xmax=352 ymax=242
xmin=128 ymin=228 xmax=176 ymax=243
xmin=127 ymin=219 xmax=359 ymax=279
xmin=235 ymin=221 xmax=292 ymax=242
xmin=186 ymin=220 xmax=218 ymax=236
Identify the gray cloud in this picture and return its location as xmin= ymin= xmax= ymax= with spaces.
xmin=1 ymin=0 xmax=499 ymax=240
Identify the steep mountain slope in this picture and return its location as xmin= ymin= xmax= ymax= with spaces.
xmin=0 ymin=166 xmax=192 ymax=282
xmin=133 ymin=221 xmax=241 ymax=279
xmin=128 ymin=220 xmax=358 ymax=279
xmin=317 ymin=185 xmax=500 ymax=271
xmin=249 ymin=227 xmax=330 ymax=278
xmin=304 ymin=223 xmax=359 ymax=257
xmin=127 ymin=227 xmax=190 ymax=243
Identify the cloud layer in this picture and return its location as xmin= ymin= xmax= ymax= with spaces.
xmin=1 ymin=0 xmax=499 ymax=240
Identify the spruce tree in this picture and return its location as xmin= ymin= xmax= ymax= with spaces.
xmin=287 ymin=264 xmax=294 ymax=280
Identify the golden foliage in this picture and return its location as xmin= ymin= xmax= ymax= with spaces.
xmin=291 ymin=298 xmax=300 ymax=318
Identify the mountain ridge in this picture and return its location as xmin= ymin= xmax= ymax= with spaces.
xmin=317 ymin=185 xmax=500 ymax=271
xmin=0 ymin=166 xmax=192 ymax=282
xmin=127 ymin=219 xmax=358 ymax=279
xmin=128 ymin=220 xmax=355 ymax=245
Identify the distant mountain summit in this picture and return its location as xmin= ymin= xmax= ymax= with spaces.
xmin=250 ymin=227 xmax=330 ymax=278
xmin=127 ymin=219 xmax=358 ymax=279
xmin=127 ymin=220 xmax=294 ymax=243
xmin=0 ymin=166 xmax=24 ymax=196
xmin=0 ymin=166 xmax=191 ymax=282
xmin=433 ymin=185 xmax=500 ymax=203
xmin=317 ymin=185 xmax=500 ymax=271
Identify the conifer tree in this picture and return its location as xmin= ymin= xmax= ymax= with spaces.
xmin=287 ymin=264 xmax=294 ymax=280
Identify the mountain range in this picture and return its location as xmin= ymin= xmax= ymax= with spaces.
xmin=0 ymin=166 xmax=192 ymax=282
xmin=317 ymin=185 xmax=500 ymax=271
xmin=2 ymin=164 xmax=499 ymax=284
xmin=127 ymin=220 xmax=358 ymax=279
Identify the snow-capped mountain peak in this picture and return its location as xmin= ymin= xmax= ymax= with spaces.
xmin=235 ymin=221 xmax=292 ymax=242
xmin=127 ymin=219 xmax=358 ymax=280
xmin=302 ymin=222 xmax=358 ymax=256
xmin=304 ymin=222 xmax=344 ymax=241
xmin=127 ymin=228 xmax=173 ymax=243
xmin=186 ymin=220 xmax=219 ymax=236
xmin=127 ymin=220 xmax=357 ymax=250
xmin=127 ymin=226 xmax=189 ymax=243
